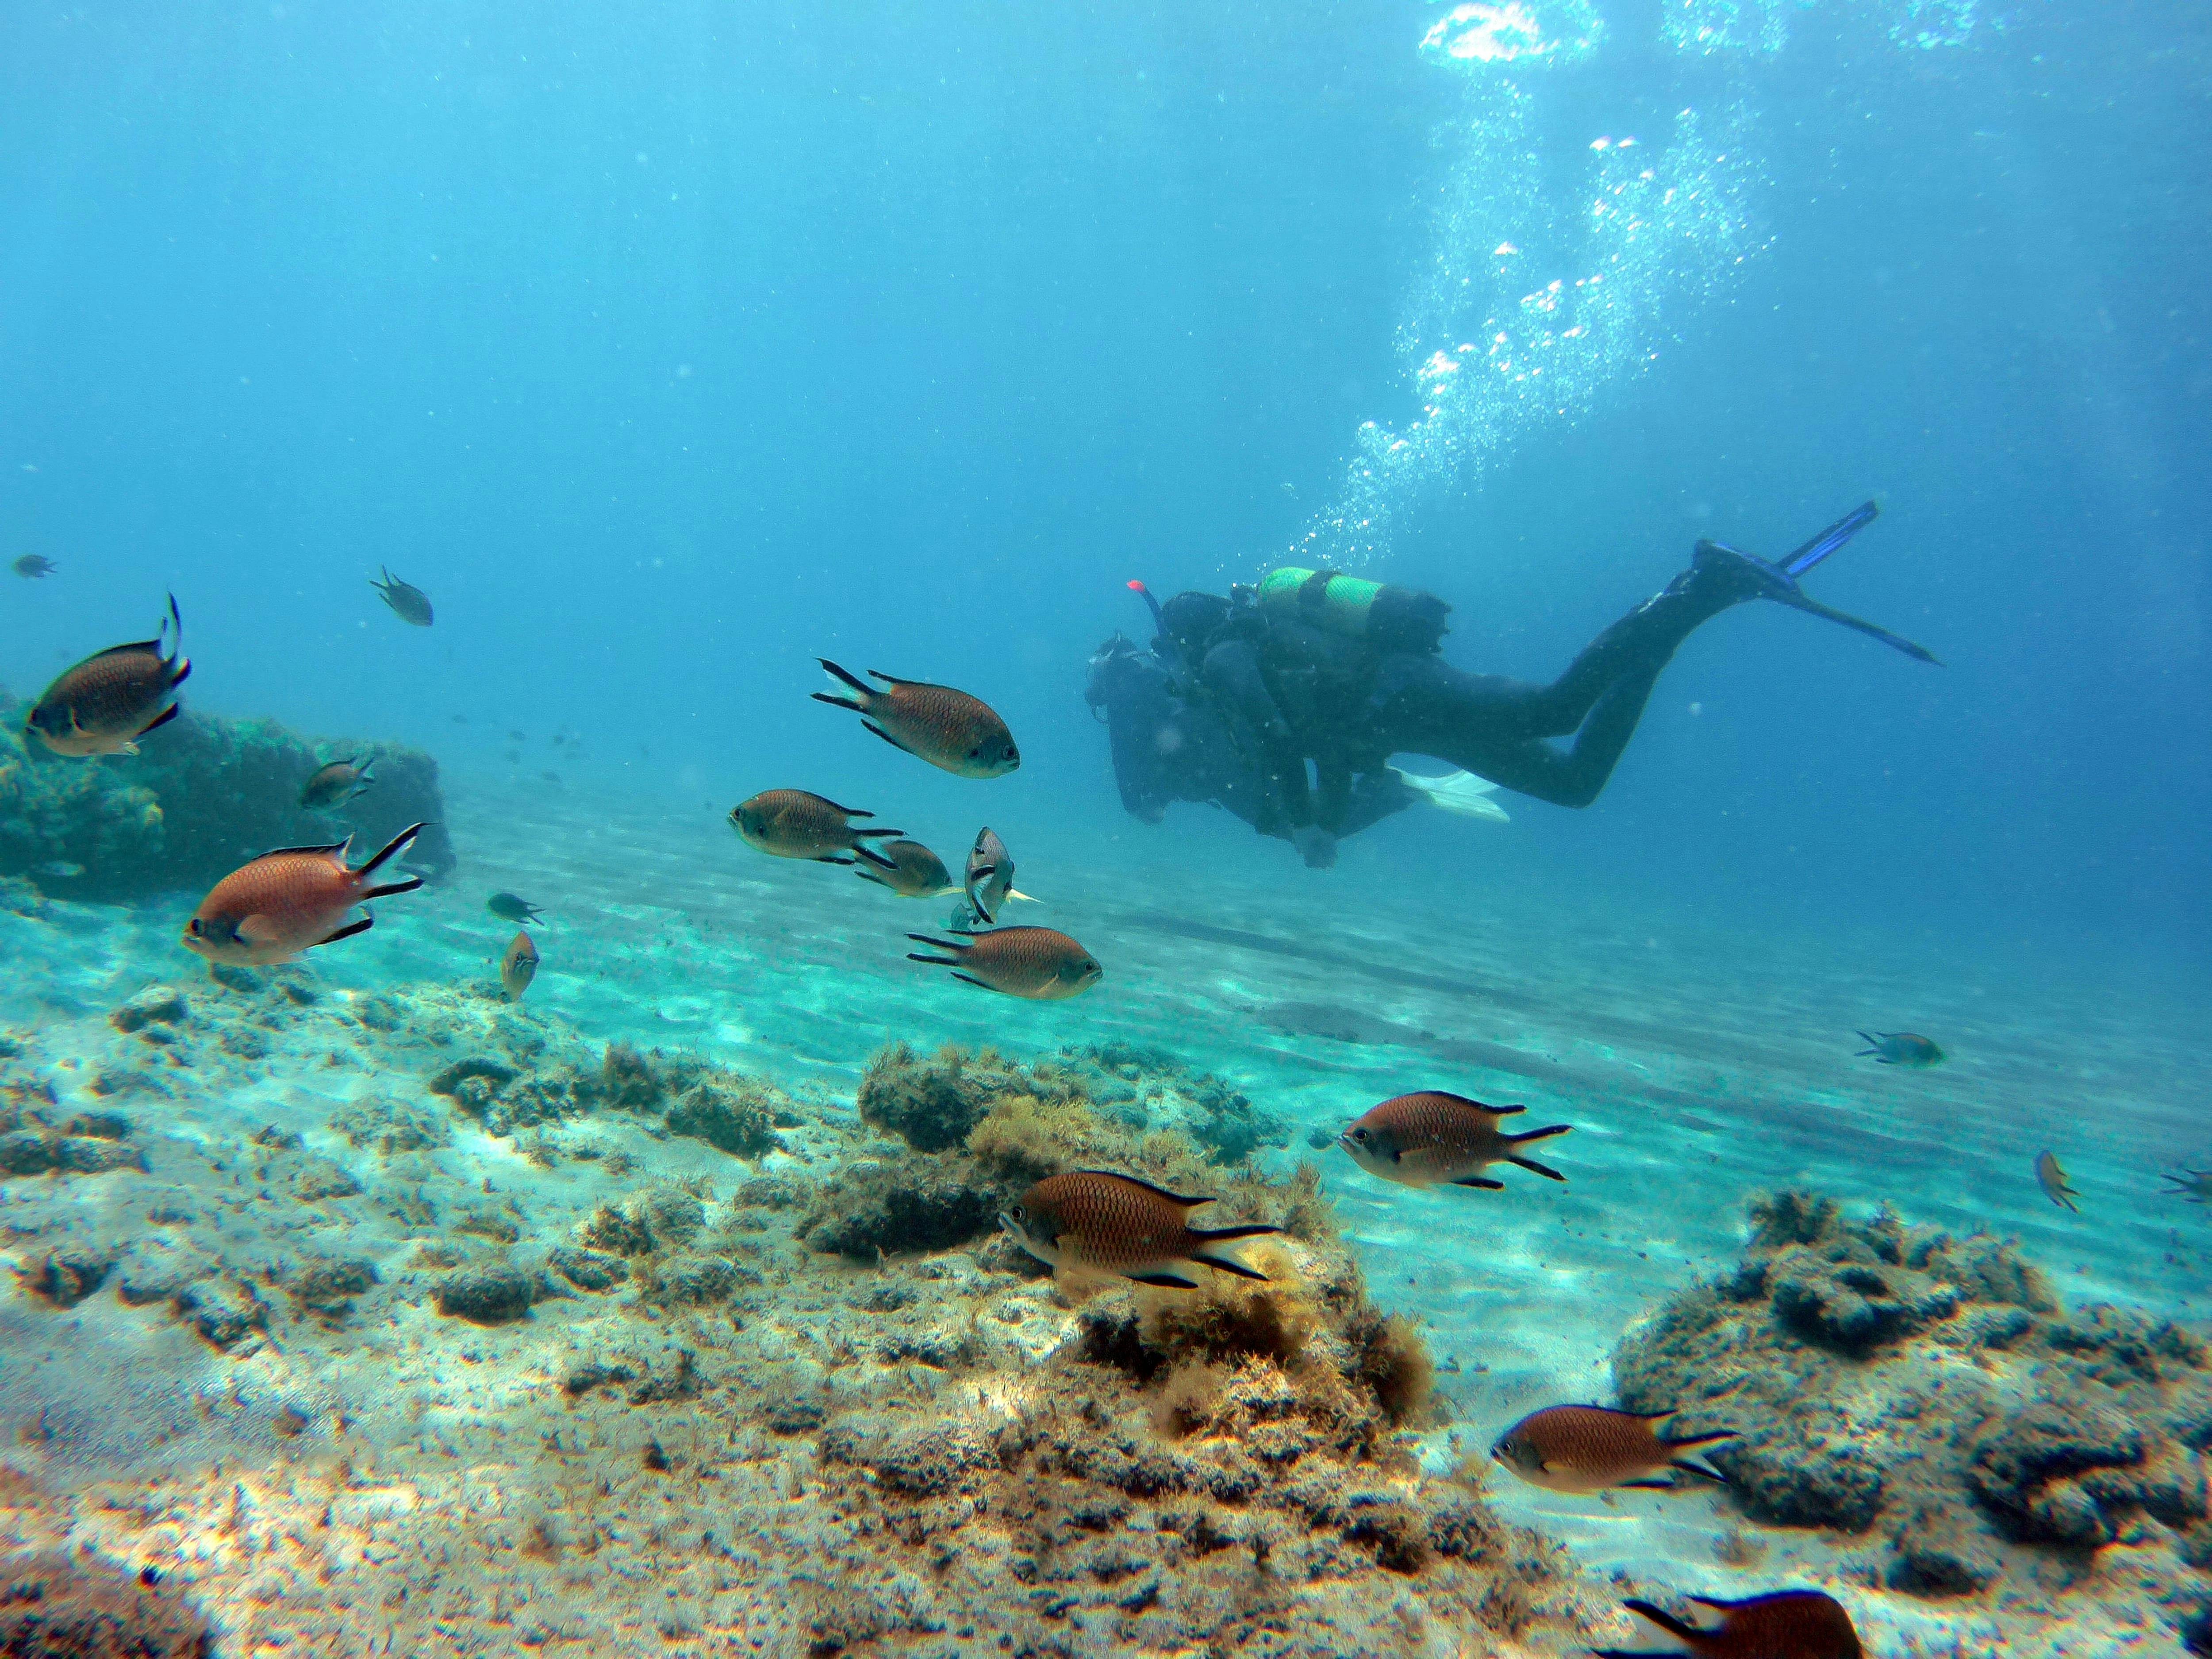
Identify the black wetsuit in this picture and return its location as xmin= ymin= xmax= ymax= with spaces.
xmin=1087 ymin=547 xmax=1775 ymax=861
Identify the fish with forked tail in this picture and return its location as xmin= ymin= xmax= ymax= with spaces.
xmin=2036 ymin=1150 xmax=2080 ymax=1213
xmin=906 ymin=926 xmax=1100 ymax=998
xmin=300 ymin=757 xmax=375 ymax=810
xmin=1594 ymin=1589 xmax=1862 ymax=1659
xmin=811 ymin=660 xmax=1018 ymax=777
xmin=181 ymin=823 xmax=427 ymax=969
xmin=999 ymin=1170 xmax=1283 ymax=1289
xmin=1856 ymin=1030 xmax=1943 ymax=1066
xmin=1490 ymin=1405 xmax=1733 ymax=1494
xmin=1339 ymin=1091 xmax=1569 ymax=1191
xmin=27 ymin=594 xmax=191 ymax=757
xmin=371 ymin=567 xmax=434 ymax=626
xmin=730 ymin=789 xmax=902 ymax=865
xmin=853 ymin=839 xmax=960 ymax=898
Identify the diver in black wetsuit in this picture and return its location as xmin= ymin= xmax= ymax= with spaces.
xmin=1085 ymin=503 xmax=1936 ymax=867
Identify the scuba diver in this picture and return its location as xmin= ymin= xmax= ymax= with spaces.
xmin=1085 ymin=502 xmax=1936 ymax=868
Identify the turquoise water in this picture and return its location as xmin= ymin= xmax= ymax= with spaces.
xmin=4 ymin=2 xmax=2210 ymax=1654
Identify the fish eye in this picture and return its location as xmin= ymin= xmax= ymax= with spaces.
xmin=1350 ymin=1127 xmax=1369 ymax=1142
xmin=184 ymin=918 xmax=200 ymax=936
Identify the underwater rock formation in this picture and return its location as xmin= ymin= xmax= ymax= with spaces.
xmin=429 ymin=1037 xmax=793 ymax=1152
xmin=1615 ymin=1191 xmax=2212 ymax=1635
xmin=0 ymin=694 xmax=456 ymax=898
xmin=0 ymin=1552 xmax=213 ymax=1656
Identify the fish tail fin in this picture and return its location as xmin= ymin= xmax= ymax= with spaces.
xmin=906 ymin=933 xmax=971 ymax=956
xmin=1617 ymin=1601 xmax=1701 ymax=1643
xmin=810 ymin=691 xmax=864 ymax=713
xmin=359 ymin=822 xmax=426 ymax=877
xmin=1187 ymin=1222 xmax=1284 ymax=1244
xmin=1506 ymin=1154 xmax=1567 ymax=1182
xmin=851 ymin=826 xmax=905 ymax=840
xmin=1661 ymin=1429 xmax=1737 ymax=1454
xmin=1503 ymin=1122 xmax=1570 ymax=1145
xmin=817 ymin=658 xmax=873 ymax=697
xmin=360 ymin=875 xmax=423 ymax=901
xmin=853 ymin=844 xmax=898 ymax=873
xmin=1187 ymin=1248 xmax=1273 ymax=1282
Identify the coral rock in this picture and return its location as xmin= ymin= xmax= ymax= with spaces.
xmin=110 ymin=985 xmax=189 ymax=1033
xmin=434 ymin=1265 xmax=537 ymax=1324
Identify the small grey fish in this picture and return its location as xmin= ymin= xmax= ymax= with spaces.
xmin=963 ymin=825 xmax=1037 ymax=924
xmin=13 ymin=554 xmax=58 ymax=579
xmin=300 ymin=757 xmax=375 ymax=810
xmin=2035 ymin=1150 xmax=2080 ymax=1213
xmin=370 ymin=567 xmax=434 ymax=626
xmin=2161 ymin=1169 xmax=2212 ymax=1204
xmin=486 ymin=891 xmax=545 ymax=924
xmin=1855 ymin=1030 xmax=1943 ymax=1066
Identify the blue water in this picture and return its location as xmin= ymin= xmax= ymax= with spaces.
xmin=3 ymin=3 xmax=2209 ymax=1652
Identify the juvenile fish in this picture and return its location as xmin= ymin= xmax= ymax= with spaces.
xmin=1595 ymin=1589 xmax=1862 ymax=1659
xmin=730 ymin=790 xmax=902 ymax=865
xmin=300 ymin=757 xmax=375 ymax=810
xmin=181 ymin=823 xmax=426 ymax=968
xmin=964 ymin=825 xmax=1037 ymax=924
xmin=26 ymin=594 xmax=191 ymax=757
xmin=486 ymin=891 xmax=545 ymax=924
xmin=1855 ymin=1030 xmax=1943 ymax=1066
xmin=1491 ymin=1405 xmax=1732 ymax=1494
xmin=501 ymin=929 xmax=540 ymax=1001
xmin=906 ymin=926 xmax=1100 ymax=999
xmin=853 ymin=838 xmax=959 ymax=898
xmin=13 ymin=554 xmax=57 ymax=579
xmin=371 ymin=567 xmax=434 ymax=626
xmin=999 ymin=1170 xmax=1282 ymax=1289
xmin=2036 ymin=1150 xmax=2080 ymax=1213
xmin=1339 ymin=1091 xmax=1569 ymax=1190
xmin=2161 ymin=1169 xmax=2212 ymax=1204
xmin=813 ymin=659 xmax=1018 ymax=778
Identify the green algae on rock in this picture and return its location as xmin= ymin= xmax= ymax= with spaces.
xmin=0 ymin=692 xmax=455 ymax=897
xmin=1614 ymin=1190 xmax=2212 ymax=1636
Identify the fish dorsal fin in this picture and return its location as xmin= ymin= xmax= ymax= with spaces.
xmin=1425 ymin=1090 xmax=1517 ymax=1115
xmin=85 ymin=639 xmax=165 ymax=662
xmin=1075 ymin=1168 xmax=1211 ymax=1208
xmin=866 ymin=668 xmax=938 ymax=688
xmin=257 ymin=840 xmax=350 ymax=860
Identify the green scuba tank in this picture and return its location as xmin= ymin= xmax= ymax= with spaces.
xmin=1254 ymin=567 xmax=1450 ymax=654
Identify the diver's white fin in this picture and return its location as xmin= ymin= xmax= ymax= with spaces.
xmin=1390 ymin=766 xmax=1509 ymax=823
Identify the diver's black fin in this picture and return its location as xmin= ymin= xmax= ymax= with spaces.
xmin=1775 ymin=590 xmax=1943 ymax=664
xmin=311 ymin=916 xmax=374 ymax=949
xmin=1507 ymin=1155 xmax=1566 ymax=1182
xmin=1126 ymin=1271 xmax=1197 ymax=1290
xmin=1449 ymin=1175 xmax=1505 ymax=1190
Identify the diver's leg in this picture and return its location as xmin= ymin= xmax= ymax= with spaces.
xmin=1432 ymin=663 xmax=1667 ymax=809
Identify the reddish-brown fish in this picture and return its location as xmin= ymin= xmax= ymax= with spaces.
xmin=728 ymin=789 xmax=902 ymax=864
xmin=1595 ymin=1590 xmax=1862 ymax=1659
xmin=813 ymin=660 xmax=1018 ymax=778
xmin=1339 ymin=1091 xmax=1570 ymax=1191
xmin=181 ymin=823 xmax=426 ymax=968
xmin=27 ymin=594 xmax=190 ymax=757
xmin=853 ymin=838 xmax=958 ymax=898
xmin=999 ymin=1170 xmax=1282 ymax=1289
xmin=501 ymin=929 xmax=540 ymax=1001
xmin=301 ymin=757 xmax=375 ymax=810
xmin=1491 ymin=1405 xmax=1733 ymax=1494
xmin=906 ymin=926 xmax=1100 ymax=999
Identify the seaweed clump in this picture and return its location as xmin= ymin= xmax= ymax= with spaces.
xmin=1615 ymin=1190 xmax=2212 ymax=1635
xmin=428 ymin=1040 xmax=792 ymax=1154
